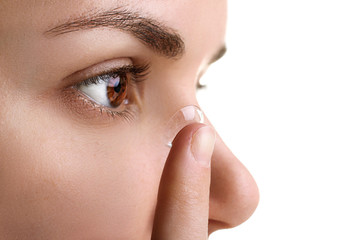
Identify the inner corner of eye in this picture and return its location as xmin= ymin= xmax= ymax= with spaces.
xmin=196 ymin=74 xmax=207 ymax=87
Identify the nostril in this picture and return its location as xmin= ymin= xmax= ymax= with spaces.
xmin=208 ymin=219 xmax=233 ymax=235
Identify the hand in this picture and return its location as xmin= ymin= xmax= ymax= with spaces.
xmin=152 ymin=123 xmax=216 ymax=240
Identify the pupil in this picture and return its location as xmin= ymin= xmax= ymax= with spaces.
xmin=114 ymin=83 xmax=121 ymax=93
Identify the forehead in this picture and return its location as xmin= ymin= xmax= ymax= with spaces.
xmin=0 ymin=0 xmax=227 ymax=43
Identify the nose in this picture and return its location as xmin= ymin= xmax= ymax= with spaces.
xmin=207 ymin=121 xmax=259 ymax=234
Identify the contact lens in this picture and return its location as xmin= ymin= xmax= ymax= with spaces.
xmin=165 ymin=105 xmax=204 ymax=147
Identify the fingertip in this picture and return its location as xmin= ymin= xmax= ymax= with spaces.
xmin=170 ymin=123 xmax=208 ymax=150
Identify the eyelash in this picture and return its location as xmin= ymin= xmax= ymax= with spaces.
xmin=78 ymin=64 xmax=150 ymax=86
xmin=71 ymin=64 xmax=149 ymax=121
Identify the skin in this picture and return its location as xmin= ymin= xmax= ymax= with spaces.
xmin=0 ymin=0 xmax=259 ymax=239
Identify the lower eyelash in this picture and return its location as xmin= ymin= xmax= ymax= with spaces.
xmin=61 ymin=88 xmax=138 ymax=123
xmin=78 ymin=90 xmax=137 ymax=120
xmin=98 ymin=105 xmax=136 ymax=122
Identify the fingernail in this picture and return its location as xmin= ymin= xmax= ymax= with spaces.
xmin=191 ymin=126 xmax=216 ymax=167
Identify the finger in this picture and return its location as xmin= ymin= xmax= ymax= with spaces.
xmin=152 ymin=123 xmax=216 ymax=240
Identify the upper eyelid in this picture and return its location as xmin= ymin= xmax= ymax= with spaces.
xmin=63 ymin=58 xmax=134 ymax=85
xmin=81 ymin=66 xmax=135 ymax=83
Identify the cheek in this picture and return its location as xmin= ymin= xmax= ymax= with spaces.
xmin=0 ymin=103 xmax=164 ymax=238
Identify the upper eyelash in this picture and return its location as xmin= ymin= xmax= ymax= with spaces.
xmin=77 ymin=63 xmax=150 ymax=87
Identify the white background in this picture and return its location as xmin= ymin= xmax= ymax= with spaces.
xmin=198 ymin=1 xmax=360 ymax=239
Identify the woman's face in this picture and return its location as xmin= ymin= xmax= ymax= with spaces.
xmin=0 ymin=0 xmax=259 ymax=239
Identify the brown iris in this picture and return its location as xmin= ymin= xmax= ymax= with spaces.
xmin=106 ymin=72 xmax=129 ymax=108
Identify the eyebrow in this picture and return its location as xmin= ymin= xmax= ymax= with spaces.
xmin=44 ymin=7 xmax=185 ymax=58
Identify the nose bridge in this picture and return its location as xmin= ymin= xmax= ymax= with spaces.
xmin=205 ymin=117 xmax=259 ymax=231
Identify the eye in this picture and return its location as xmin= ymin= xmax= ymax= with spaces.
xmin=64 ymin=63 xmax=149 ymax=121
xmin=77 ymin=71 xmax=130 ymax=108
